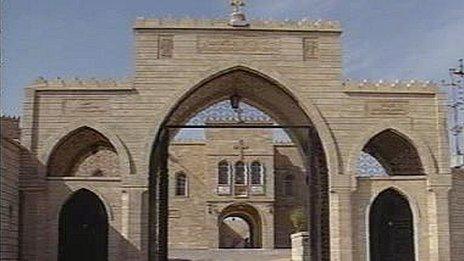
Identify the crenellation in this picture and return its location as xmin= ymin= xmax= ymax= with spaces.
xmin=343 ymin=78 xmax=438 ymax=94
xmin=30 ymin=76 xmax=134 ymax=90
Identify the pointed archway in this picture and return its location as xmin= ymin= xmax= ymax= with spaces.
xmin=369 ymin=188 xmax=415 ymax=261
xmin=149 ymin=66 xmax=333 ymax=260
xmin=58 ymin=189 xmax=109 ymax=261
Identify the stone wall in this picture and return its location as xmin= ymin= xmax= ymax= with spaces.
xmin=450 ymin=168 xmax=464 ymax=261
xmin=1 ymin=116 xmax=22 ymax=260
xmin=1 ymin=138 xmax=21 ymax=260
xmin=167 ymin=126 xmax=307 ymax=250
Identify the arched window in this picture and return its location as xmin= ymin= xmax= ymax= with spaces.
xmin=175 ymin=172 xmax=187 ymax=196
xmin=250 ymin=161 xmax=263 ymax=185
xmin=284 ymin=174 xmax=294 ymax=197
xmin=234 ymin=161 xmax=246 ymax=185
xmin=218 ymin=161 xmax=230 ymax=185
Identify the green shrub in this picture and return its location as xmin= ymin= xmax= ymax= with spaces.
xmin=289 ymin=207 xmax=307 ymax=233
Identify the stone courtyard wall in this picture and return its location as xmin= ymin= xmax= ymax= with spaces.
xmin=167 ymin=127 xmax=307 ymax=250
xmin=1 ymin=116 xmax=22 ymax=260
xmin=1 ymin=138 xmax=21 ymax=260
xmin=450 ymin=168 xmax=464 ymax=261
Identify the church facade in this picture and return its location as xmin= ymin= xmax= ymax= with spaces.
xmin=1 ymin=12 xmax=463 ymax=261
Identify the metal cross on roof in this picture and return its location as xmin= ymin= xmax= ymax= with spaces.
xmin=231 ymin=0 xmax=246 ymax=12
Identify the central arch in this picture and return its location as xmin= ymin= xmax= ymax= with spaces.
xmin=148 ymin=65 xmax=337 ymax=260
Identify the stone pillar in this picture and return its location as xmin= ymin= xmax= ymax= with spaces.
xmin=428 ymin=185 xmax=451 ymax=261
xmin=148 ymin=129 xmax=169 ymax=261
xmin=291 ymin=232 xmax=310 ymax=261
xmin=329 ymin=186 xmax=353 ymax=261
xmin=262 ymin=203 xmax=275 ymax=249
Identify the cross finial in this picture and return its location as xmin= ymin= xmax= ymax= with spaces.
xmin=229 ymin=0 xmax=249 ymax=27
xmin=231 ymin=0 xmax=245 ymax=11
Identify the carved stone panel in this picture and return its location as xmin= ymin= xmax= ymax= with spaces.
xmin=61 ymin=98 xmax=109 ymax=115
xmin=197 ymin=34 xmax=280 ymax=55
xmin=158 ymin=35 xmax=174 ymax=59
xmin=303 ymin=37 xmax=319 ymax=60
xmin=365 ymin=100 xmax=410 ymax=116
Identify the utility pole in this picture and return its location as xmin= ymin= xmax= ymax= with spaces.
xmin=447 ymin=59 xmax=464 ymax=168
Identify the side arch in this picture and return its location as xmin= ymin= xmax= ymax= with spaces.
xmin=145 ymin=63 xmax=342 ymax=176
xmin=347 ymin=124 xmax=438 ymax=176
xmin=42 ymin=120 xmax=134 ymax=175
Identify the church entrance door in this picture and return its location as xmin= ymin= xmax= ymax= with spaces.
xmin=59 ymin=189 xmax=108 ymax=261
xmin=369 ymin=189 xmax=415 ymax=261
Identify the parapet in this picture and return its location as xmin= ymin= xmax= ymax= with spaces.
xmin=133 ymin=17 xmax=342 ymax=32
xmin=29 ymin=77 xmax=134 ymax=91
xmin=343 ymin=79 xmax=438 ymax=95
xmin=1 ymin=115 xmax=21 ymax=140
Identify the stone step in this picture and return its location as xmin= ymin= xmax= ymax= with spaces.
xmin=169 ymin=249 xmax=291 ymax=261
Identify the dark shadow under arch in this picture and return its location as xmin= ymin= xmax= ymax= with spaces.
xmin=59 ymin=189 xmax=108 ymax=261
xmin=369 ymin=188 xmax=415 ymax=261
xmin=47 ymin=126 xmax=117 ymax=177
xmin=363 ymin=129 xmax=424 ymax=175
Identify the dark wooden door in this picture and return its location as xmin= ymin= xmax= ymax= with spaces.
xmin=59 ymin=189 xmax=108 ymax=261
xmin=370 ymin=189 xmax=415 ymax=261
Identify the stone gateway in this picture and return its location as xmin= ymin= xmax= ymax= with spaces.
xmin=1 ymin=8 xmax=463 ymax=261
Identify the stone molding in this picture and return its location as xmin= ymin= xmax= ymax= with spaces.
xmin=133 ymin=18 xmax=342 ymax=32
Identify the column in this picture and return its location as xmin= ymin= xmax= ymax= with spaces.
xmin=329 ymin=186 xmax=354 ymax=261
xmin=428 ymin=185 xmax=451 ymax=261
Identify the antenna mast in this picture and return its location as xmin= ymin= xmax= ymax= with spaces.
xmin=448 ymin=59 xmax=464 ymax=168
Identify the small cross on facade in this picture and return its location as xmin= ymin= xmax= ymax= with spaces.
xmin=233 ymin=139 xmax=249 ymax=160
xmin=229 ymin=0 xmax=249 ymax=27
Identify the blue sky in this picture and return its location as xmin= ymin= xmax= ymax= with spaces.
xmin=1 ymin=0 xmax=463 ymax=116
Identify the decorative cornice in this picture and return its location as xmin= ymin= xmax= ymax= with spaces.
xmin=1 ymin=115 xmax=20 ymax=121
xmin=133 ymin=18 xmax=342 ymax=32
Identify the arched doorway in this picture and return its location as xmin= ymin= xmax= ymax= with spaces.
xmin=59 ymin=189 xmax=108 ymax=261
xmin=369 ymin=188 xmax=415 ymax=261
xmin=149 ymin=67 xmax=332 ymax=260
xmin=219 ymin=204 xmax=262 ymax=248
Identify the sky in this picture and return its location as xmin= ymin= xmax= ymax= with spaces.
xmin=1 ymin=0 xmax=464 ymax=116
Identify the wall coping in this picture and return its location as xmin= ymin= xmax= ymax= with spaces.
xmin=133 ymin=18 xmax=342 ymax=32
